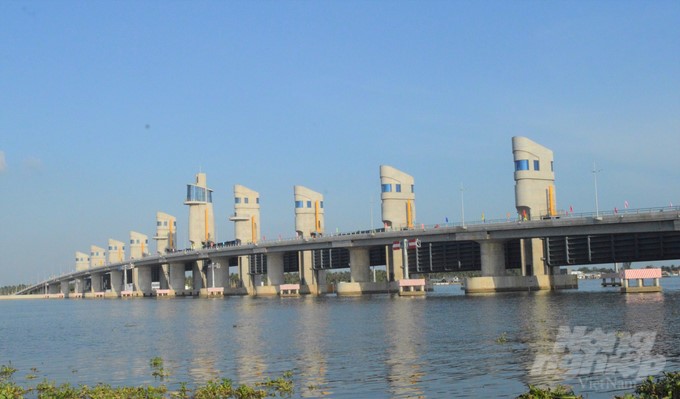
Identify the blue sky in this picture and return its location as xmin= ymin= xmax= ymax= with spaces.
xmin=1 ymin=1 xmax=679 ymax=285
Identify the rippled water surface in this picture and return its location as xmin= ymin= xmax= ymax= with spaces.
xmin=2 ymin=278 xmax=680 ymax=398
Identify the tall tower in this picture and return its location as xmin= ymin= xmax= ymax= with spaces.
xmin=90 ymin=245 xmax=106 ymax=268
xmin=154 ymin=212 xmax=176 ymax=253
xmin=512 ymin=136 xmax=556 ymax=220
xmin=129 ymin=231 xmax=149 ymax=259
xmin=184 ymin=172 xmax=215 ymax=249
xmin=229 ymin=185 xmax=261 ymax=243
xmin=75 ymin=251 xmax=89 ymax=271
xmin=294 ymin=186 xmax=324 ymax=237
xmin=380 ymin=165 xmax=415 ymax=230
xmin=107 ymin=239 xmax=125 ymax=264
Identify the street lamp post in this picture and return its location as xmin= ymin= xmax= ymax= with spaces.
xmin=460 ymin=184 xmax=466 ymax=227
xmin=593 ymin=163 xmax=602 ymax=218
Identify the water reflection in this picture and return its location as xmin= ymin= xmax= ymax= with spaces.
xmin=234 ymin=298 xmax=268 ymax=384
xmin=295 ymin=297 xmax=329 ymax=397
xmin=385 ymin=297 xmax=425 ymax=398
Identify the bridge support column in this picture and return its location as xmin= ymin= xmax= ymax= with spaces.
xmin=299 ymin=251 xmax=315 ymax=295
xmin=109 ymin=270 xmax=123 ymax=297
xmin=337 ymin=248 xmax=387 ymax=296
xmin=239 ymin=256 xmax=254 ymax=295
xmin=254 ymin=253 xmax=283 ymax=296
xmin=522 ymin=238 xmax=547 ymax=276
xmin=60 ymin=281 xmax=69 ymax=297
xmin=480 ymin=240 xmax=506 ymax=277
xmin=388 ymin=247 xmax=405 ymax=282
xmin=74 ymin=278 xmax=84 ymax=294
xmin=168 ymin=263 xmax=186 ymax=295
xmin=134 ymin=266 xmax=152 ymax=296
xmin=48 ymin=283 xmax=60 ymax=294
xmin=267 ymin=253 xmax=284 ymax=285
xmin=90 ymin=273 xmax=103 ymax=295
xmin=160 ymin=264 xmax=170 ymax=289
xmin=205 ymin=259 xmax=226 ymax=290
xmin=350 ymin=248 xmax=371 ymax=283
xmin=193 ymin=261 xmax=206 ymax=295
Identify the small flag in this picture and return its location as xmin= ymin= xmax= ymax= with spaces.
xmin=522 ymin=209 xmax=527 ymax=220
xmin=481 ymin=212 xmax=485 ymax=222
xmin=624 ymin=200 xmax=629 ymax=209
xmin=614 ymin=207 xmax=618 ymax=214
xmin=569 ymin=205 xmax=573 ymax=213
xmin=445 ymin=217 xmax=449 ymax=223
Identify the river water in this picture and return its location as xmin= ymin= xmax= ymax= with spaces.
xmin=2 ymin=278 xmax=680 ymax=398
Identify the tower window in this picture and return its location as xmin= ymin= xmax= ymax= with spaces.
xmin=244 ymin=197 xmax=249 ymax=204
xmin=319 ymin=201 xmax=324 ymax=208
xmin=381 ymin=184 xmax=392 ymax=193
xmin=235 ymin=197 xmax=241 ymax=204
xmin=396 ymin=184 xmax=402 ymax=192
xmin=295 ymin=201 xmax=304 ymax=208
xmin=307 ymin=201 xmax=312 ymax=208
xmin=515 ymin=160 xmax=529 ymax=171
xmin=534 ymin=160 xmax=540 ymax=171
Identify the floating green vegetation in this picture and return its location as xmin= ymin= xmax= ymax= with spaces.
xmin=496 ymin=332 xmax=508 ymax=344
xmin=0 ymin=362 xmax=294 ymax=399
xmin=150 ymin=357 xmax=169 ymax=380
xmin=516 ymin=384 xmax=581 ymax=398
xmin=519 ymin=372 xmax=680 ymax=399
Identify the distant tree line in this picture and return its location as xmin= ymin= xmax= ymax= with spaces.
xmin=0 ymin=284 xmax=27 ymax=295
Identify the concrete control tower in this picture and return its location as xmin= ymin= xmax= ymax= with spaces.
xmin=184 ymin=173 xmax=215 ymax=248
xmin=294 ymin=186 xmax=324 ymax=237
xmin=154 ymin=212 xmax=176 ymax=253
xmin=512 ymin=136 xmax=556 ymax=220
xmin=229 ymin=184 xmax=261 ymax=244
xmin=380 ymin=165 xmax=415 ymax=230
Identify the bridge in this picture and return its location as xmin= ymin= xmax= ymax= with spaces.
xmin=17 ymin=206 xmax=680 ymax=297
xmin=14 ymin=137 xmax=680 ymax=297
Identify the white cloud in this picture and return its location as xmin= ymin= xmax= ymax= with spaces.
xmin=0 ymin=151 xmax=6 ymax=173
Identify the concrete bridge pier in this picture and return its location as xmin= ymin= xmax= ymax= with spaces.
xmin=109 ymin=270 xmax=123 ymax=297
xmin=134 ymin=266 xmax=153 ymax=296
xmin=160 ymin=264 xmax=170 ymax=289
xmin=480 ymin=240 xmax=506 ymax=276
xmin=388 ymin=246 xmax=405 ymax=282
xmin=298 ymin=251 xmax=314 ymax=295
xmin=238 ymin=256 xmax=254 ymax=295
xmin=48 ymin=283 xmax=60 ymax=295
xmin=204 ymin=259 xmax=225 ymax=290
xmin=90 ymin=273 xmax=104 ymax=296
xmin=465 ymin=238 xmax=577 ymax=293
xmin=60 ymin=281 xmax=69 ymax=298
xmin=337 ymin=248 xmax=386 ymax=295
xmin=193 ymin=261 xmax=206 ymax=295
xmin=168 ymin=263 xmax=186 ymax=295
xmin=255 ymin=253 xmax=283 ymax=296
xmin=74 ymin=278 xmax=85 ymax=295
